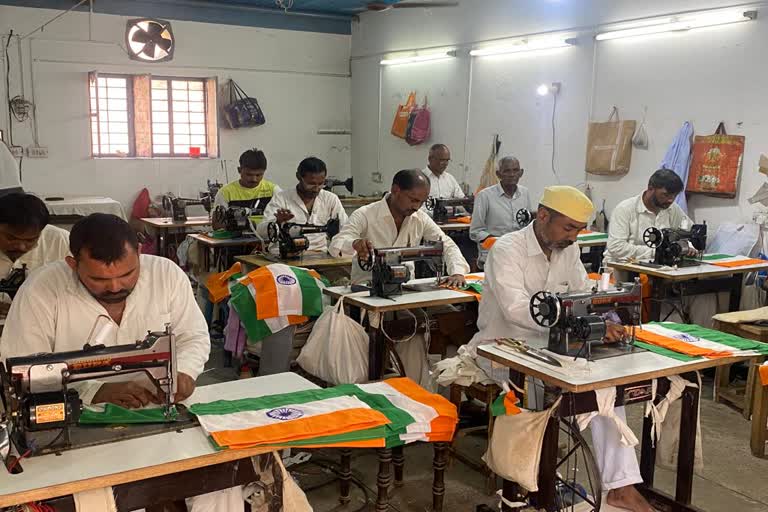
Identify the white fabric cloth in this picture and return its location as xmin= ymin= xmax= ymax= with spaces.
xmin=590 ymin=407 xmax=644 ymax=491
xmin=256 ymin=188 xmax=348 ymax=252
xmin=0 ymin=255 xmax=210 ymax=403
xmin=0 ymin=224 xmax=70 ymax=279
xmin=422 ymin=167 xmax=465 ymax=199
xmin=73 ymin=486 xmax=118 ymax=512
xmin=0 ymin=143 xmax=21 ymax=192
xmin=44 ymin=196 xmax=127 ymax=220
xmin=576 ymin=387 xmax=639 ymax=447
xmin=328 ymin=196 xmax=469 ymax=283
xmin=603 ymin=193 xmax=693 ymax=263
xmin=469 ymin=184 xmax=531 ymax=264
xmin=187 ymin=486 xmax=244 ymax=512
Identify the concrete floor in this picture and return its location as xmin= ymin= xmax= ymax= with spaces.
xmin=199 ymin=349 xmax=768 ymax=511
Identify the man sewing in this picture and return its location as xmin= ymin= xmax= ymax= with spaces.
xmin=469 ymin=156 xmax=531 ymax=270
xmin=422 ymin=144 xmax=465 ymax=200
xmin=1 ymin=213 xmax=209 ymax=408
xmin=329 ymin=169 xmax=469 ymax=383
xmin=256 ymin=156 xmax=348 ymax=253
xmin=603 ymin=168 xmax=693 ymax=264
xmin=0 ymin=193 xmax=69 ymax=317
xmin=213 ymin=148 xmax=282 ymax=209
xmin=466 ymin=186 xmax=653 ymax=512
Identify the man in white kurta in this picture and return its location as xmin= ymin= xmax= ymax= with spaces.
xmin=603 ymin=168 xmax=693 ymax=264
xmin=422 ymin=144 xmax=464 ymax=200
xmin=256 ymin=157 xmax=348 ymax=253
xmin=467 ymin=186 xmax=653 ymax=512
xmin=0 ymin=193 xmax=70 ymax=315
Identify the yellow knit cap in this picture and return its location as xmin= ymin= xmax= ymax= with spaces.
xmin=539 ymin=186 xmax=594 ymax=223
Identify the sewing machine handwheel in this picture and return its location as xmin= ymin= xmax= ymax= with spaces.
xmin=516 ymin=208 xmax=533 ymax=227
xmin=358 ymin=253 xmax=373 ymax=272
xmin=529 ymin=291 xmax=560 ymax=327
xmin=162 ymin=195 xmax=173 ymax=213
xmin=425 ymin=197 xmax=436 ymax=211
xmin=267 ymin=222 xmax=279 ymax=243
xmin=643 ymin=227 xmax=663 ymax=248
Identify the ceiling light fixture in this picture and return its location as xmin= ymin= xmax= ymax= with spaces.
xmin=470 ymin=37 xmax=576 ymax=56
xmin=380 ymin=50 xmax=457 ymax=66
xmin=596 ymin=9 xmax=757 ymax=41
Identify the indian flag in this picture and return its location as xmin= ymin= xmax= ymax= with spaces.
xmin=632 ymin=322 xmax=768 ymax=361
xmin=227 ymin=264 xmax=328 ymax=343
xmin=188 ymin=378 xmax=458 ymax=450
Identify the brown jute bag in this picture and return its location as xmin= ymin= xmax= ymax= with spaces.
xmin=585 ymin=107 xmax=636 ymax=175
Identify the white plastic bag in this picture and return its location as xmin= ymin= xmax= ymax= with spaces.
xmin=297 ymin=297 xmax=369 ymax=385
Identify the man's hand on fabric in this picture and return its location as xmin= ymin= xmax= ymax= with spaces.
xmin=441 ymin=274 xmax=466 ymax=288
xmin=173 ymin=372 xmax=197 ymax=403
xmin=92 ymin=382 xmax=160 ymax=409
xmin=604 ymin=322 xmax=627 ymax=343
xmin=275 ymin=209 xmax=295 ymax=224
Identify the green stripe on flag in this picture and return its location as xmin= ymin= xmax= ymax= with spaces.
xmin=291 ymin=266 xmax=326 ymax=317
xmin=229 ymin=280 xmax=273 ymax=343
xmin=633 ymin=340 xmax=700 ymax=361
xmin=699 ymin=254 xmax=736 ymax=261
xmin=578 ymin=233 xmax=608 ymax=241
xmin=656 ymin=322 xmax=768 ymax=354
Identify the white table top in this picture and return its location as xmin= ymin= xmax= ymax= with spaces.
xmin=478 ymin=341 xmax=751 ymax=393
xmin=324 ymin=274 xmax=483 ymax=313
xmin=607 ymin=255 xmax=768 ymax=281
xmin=0 ymin=372 xmax=317 ymax=506
xmin=44 ymin=196 xmax=126 ymax=221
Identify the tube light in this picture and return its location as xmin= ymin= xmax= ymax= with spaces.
xmin=380 ymin=51 xmax=456 ymax=66
xmin=596 ymin=10 xmax=757 ymax=41
xmin=470 ymin=37 xmax=576 ymax=56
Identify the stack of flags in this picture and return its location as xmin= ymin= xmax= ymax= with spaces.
xmin=631 ymin=322 xmax=768 ymax=361
xmin=188 ymin=378 xmax=458 ymax=450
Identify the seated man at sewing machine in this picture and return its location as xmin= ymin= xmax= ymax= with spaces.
xmin=329 ymin=169 xmax=469 ymax=382
xmin=0 ymin=193 xmax=69 ymax=317
xmin=213 ymin=147 xmax=281 ymax=209
xmin=256 ymin=156 xmax=348 ymax=263
xmin=604 ymin=168 xmax=695 ymax=265
xmin=469 ymin=156 xmax=531 ymax=270
xmin=465 ymin=186 xmax=653 ymax=512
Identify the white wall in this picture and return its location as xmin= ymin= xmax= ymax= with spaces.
xmin=1 ymin=5 xmax=351 ymax=209
xmin=351 ymin=0 xmax=768 ymax=235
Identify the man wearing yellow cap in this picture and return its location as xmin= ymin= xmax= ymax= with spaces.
xmin=467 ymin=186 xmax=653 ymax=512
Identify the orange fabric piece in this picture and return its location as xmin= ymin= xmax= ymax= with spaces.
xmin=631 ymin=327 xmax=733 ymax=358
xmin=587 ymin=273 xmax=616 ymax=284
xmin=504 ymin=391 xmax=521 ymax=415
xmin=481 ymin=237 xmax=498 ymax=250
xmin=207 ymin=262 xmax=242 ymax=303
xmin=248 ymin=268 xmax=280 ymax=319
xmin=579 ymin=229 xmax=594 ymax=235
xmin=453 ymin=216 xmax=472 ymax=224
xmin=385 ymin=377 xmax=458 ymax=442
xmin=258 ymin=439 xmax=386 ymax=450
xmin=710 ymin=258 xmax=767 ymax=268
xmin=639 ymin=274 xmax=652 ymax=323
xmin=210 ymin=408 xmax=390 ymax=448
xmin=760 ymin=365 xmax=768 ymax=386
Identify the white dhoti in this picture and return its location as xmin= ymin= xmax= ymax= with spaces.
xmin=589 ymin=407 xmax=643 ymax=491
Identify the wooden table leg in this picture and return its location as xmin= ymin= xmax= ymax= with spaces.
xmin=728 ymin=274 xmax=744 ymax=312
xmin=745 ymin=359 xmax=758 ymax=420
xmin=649 ymin=277 xmax=663 ymax=322
xmin=393 ymin=445 xmax=405 ymax=487
xmin=369 ymin=327 xmax=386 ymax=381
xmin=376 ymin=448 xmax=393 ymax=512
xmin=751 ymin=372 xmax=768 ymax=458
xmin=432 ymin=442 xmax=448 ymax=512
xmin=339 ymin=448 xmax=352 ymax=504
xmin=676 ymin=383 xmax=699 ymax=504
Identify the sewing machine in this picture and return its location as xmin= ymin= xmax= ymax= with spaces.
xmin=640 ymin=223 xmax=707 ymax=268
xmin=529 ymin=280 xmax=643 ymax=360
xmin=161 ymin=181 xmax=222 ymax=222
xmin=266 ymin=218 xmax=341 ymax=259
xmin=0 ymin=324 xmax=190 ymax=464
xmin=516 ymin=208 xmax=535 ymax=227
xmin=211 ymin=205 xmax=264 ymax=236
xmin=325 ymin=177 xmax=353 ymax=194
xmin=425 ymin=197 xmax=474 ymax=224
xmin=358 ymin=241 xmax=444 ymax=298
xmin=0 ymin=264 xmax=26 ymax=300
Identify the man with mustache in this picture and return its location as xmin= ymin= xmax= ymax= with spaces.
xmin=1 ymin=213 xmax=210 ymax=409
xmin=603 ymin=168 xmax=693 ymax=264
xmin=465 ymin=186 xmax=653 ymax=512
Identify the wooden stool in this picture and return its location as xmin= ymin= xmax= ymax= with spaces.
xmin=712 ymin=320 xmax=768 ymax=419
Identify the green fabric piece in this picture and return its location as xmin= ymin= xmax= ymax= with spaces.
xmin=489 ymin=394 xmax=506 ymax=417
xmin=209 ymin=229 xmax=239 ymax=239
xmin=229 ymin=279 xmax=271 ymax=343
xmin=656 ymin=322 xmax=768 ymax=354
xmin=462 ymin=282 xmax=483 ymax=294
xmin=632 ymin=341 xmax=700 ymax=362
xmin=293 ymin=267 xmax=327 ymax=317
xmin=79 ymin=404 xmax=179 ymax=425
xmin=577 ymin=233 xmax=608 ymax=241
xmin=699 ymin=253 xmax=736 ymax=261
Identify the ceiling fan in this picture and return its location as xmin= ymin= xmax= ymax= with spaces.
xmin=360 ymin=1 xmax=459 ymax=13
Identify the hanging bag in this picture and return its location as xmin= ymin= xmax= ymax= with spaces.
xmin=391 ymin=92 xmax=416 ymax=139
xmin=223 ymin=79 xmax=266 ymax=129
xmin=687 ymin=122 xmax=744 ymax=198
xmin=406 ymin=95 xmax=431 ymax=146
xmin=296 ymin=297 xmax=369 ymax=385
xmin=585 ymin=107 xmax=636 ymax=175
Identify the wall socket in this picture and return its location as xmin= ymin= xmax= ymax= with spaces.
xmin=371 ymin=172 xmax=383 ymax=184
xmin=26 ymin=146 xmax=49 ymax=158
xmin=9 ymin=146 xmax=23 ymax=158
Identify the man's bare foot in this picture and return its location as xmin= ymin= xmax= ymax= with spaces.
xmin=606 ymin=485 xmax=654 ymax=512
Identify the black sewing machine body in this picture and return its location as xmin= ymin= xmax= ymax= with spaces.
xmin=529 ymin=282 xmax=643 ymax=360
xmin=640 ymin=223 xmax=707 ymax=268
xmin=426 ymin=196 xmax=474 ymax=224
xmin=266 ymin=218 xmax=341 ymax=259
xmin=211 ymin=205 xmax=264 ymax=236
xmin=359 ymin=241 xmax=444 ymax=298
xmin=0 ymin=264 xmax=27 ymax=300
xmin=324 ymin=177 xmax=353 ymax=194
xmin=0 ymin=326 xmax=191 ymax=463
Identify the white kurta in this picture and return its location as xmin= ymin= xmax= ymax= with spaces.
xmin=328 ymin=196 xmax=470 ymax=283
xmin=422 ymin=167 xmax=465 ymax=199
xmin=469 ymin=184 xmax=532 ymax=265
xmin=603 ymin=194 xmax=693 ymax=263
xmin=1 ymin=255 xmax=211 ymax=404
xmin=466 ymin=222 xmax=642 ymax=491
xmin=0 ymin=224 xmax=70 ymax=279
xmin=256 ymin=188 xmax=348 ymax=252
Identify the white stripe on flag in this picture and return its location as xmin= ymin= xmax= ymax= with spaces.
xmin=640 ymin=324 xmax=760 ymax=357
xmin=267 ymin=264 xmax=303 ymax=317
xmin=359 ymin=381 xmax=438 ymax=434
xmin=264 ymin=315 xmax=291 ymax=333
xmin=196 ymin=395 xmax=372 ymax=434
